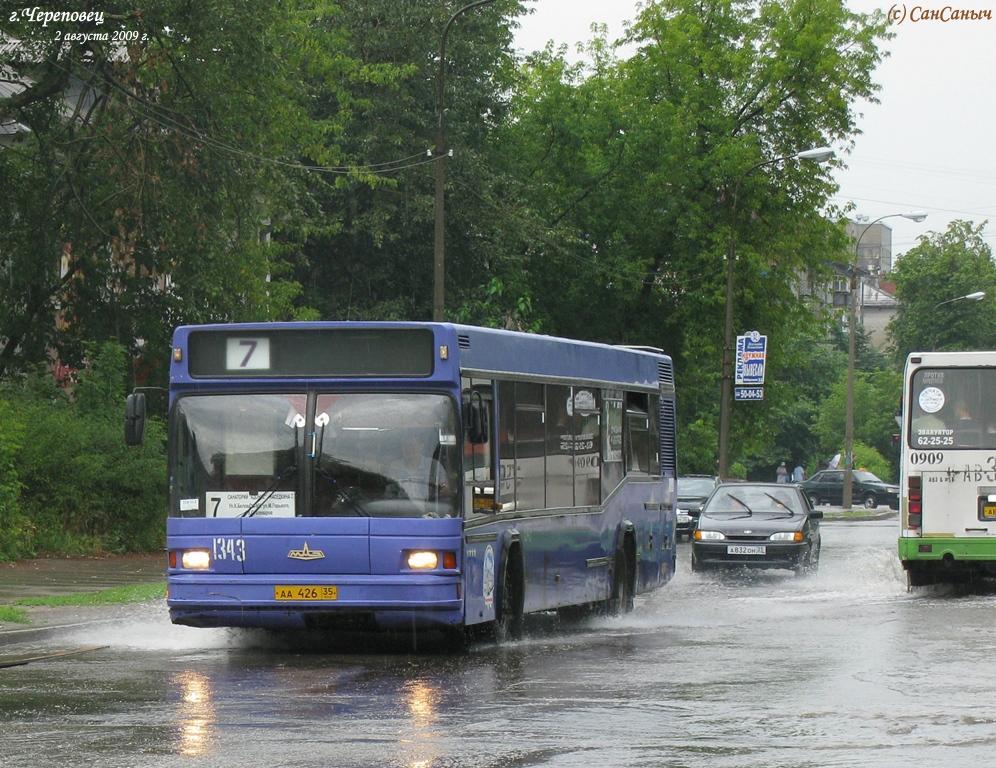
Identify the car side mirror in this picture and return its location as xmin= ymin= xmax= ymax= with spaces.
xmin=808 ymin=510 xmax=823 ymax=520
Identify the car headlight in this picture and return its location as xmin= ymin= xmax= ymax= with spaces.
xmin=694 ymin=530 xmax=725 ymax=541
xmin=769 ymin=531 xmax=803 ymax=542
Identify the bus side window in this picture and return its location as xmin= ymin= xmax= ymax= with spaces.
xmin=625 ymin=392 xmax=651 ymax=475
xmin=573 ymin=388 xmax=601 ymax=506
xmin=601 ymin=391 xmax=624 ymax=500
xmin=462 ymin=377 xmax=495 ymax=515
xmin=648 ymin=394 xmax=661 ymax=475
xmin=546 ymin=384 xmax=574 ymax=507
xmin=512 ymin=382 xmax=545 ymax=511
xmin=497 ymin=380 xmax=516 ymax=511
xmin=462 ymin=379 xmax=493 ymax=480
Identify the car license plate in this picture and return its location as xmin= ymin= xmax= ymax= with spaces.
xmin=983 ymin=503 xmax=996 ymax=520
xmin=727 ymin=545 xmax=766 ymax=555
xmin=274 ymin=585 xmax=338 ymax=601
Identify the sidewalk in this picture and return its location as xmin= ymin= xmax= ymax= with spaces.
xmin=0 ymin=553 xmax=165 ymax=646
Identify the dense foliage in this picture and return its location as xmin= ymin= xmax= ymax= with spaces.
xmin=888 ymin=220 xmax=996 ymax=361
xmin=0 ymin=344 xmax=166 ymax=559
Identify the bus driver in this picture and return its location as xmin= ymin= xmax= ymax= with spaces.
xmin=389 ymin=431 xmax=449 ymax=507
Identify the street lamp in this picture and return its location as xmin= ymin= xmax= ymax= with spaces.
xmin=936 ymin=290 xmax=986 ymax=307
xmin=433 ymin=0 xmax=497 ymax=322
xmin=842 ymin=211 xmax=927 ymax=508
xmin=717 ymin=146 xmax=834 ymax=480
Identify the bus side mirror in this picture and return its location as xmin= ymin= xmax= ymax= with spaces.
xmin=125 ymin=392 xmax=147 ymax=446
xmin=464 ymin=391 xmax=489 ymax=444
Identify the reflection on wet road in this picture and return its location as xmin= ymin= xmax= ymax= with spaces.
xmin=3 ymin=520 xmax=996 ymax=767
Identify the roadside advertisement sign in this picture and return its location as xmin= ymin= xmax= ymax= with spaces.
xmin=735 ymin=331 xmax=767 ymax=401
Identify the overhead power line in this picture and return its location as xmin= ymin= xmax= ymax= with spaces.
xmin=43 ymin=56 xmax=439 ymax=176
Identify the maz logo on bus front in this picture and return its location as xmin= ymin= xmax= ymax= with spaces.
xmin=288 ymin=542 xmax=325 ymax=560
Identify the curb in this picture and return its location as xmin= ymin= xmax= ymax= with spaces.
xmin=821 ymin=509 xmax=898 ymax=522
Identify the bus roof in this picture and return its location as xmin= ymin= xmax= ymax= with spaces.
xmin=170 ymin=321 xmax=672 ymax=392
xmin=905 ymin=350 xmax=996 ymax=369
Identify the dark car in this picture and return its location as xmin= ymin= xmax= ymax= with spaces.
xmin=691 ymin=483 xmax=821 ymax=575
xmin=799 ymin=469 xmax=899 ymax=510
xmin=676 ymin=475 xmax=720 ymax=541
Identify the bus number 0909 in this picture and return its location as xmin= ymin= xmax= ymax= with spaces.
xmin=910 ymin=452 xmax=944 ymax=465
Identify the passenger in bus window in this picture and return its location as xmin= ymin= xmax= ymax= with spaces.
xmin=952 ymin=399 xmax=982 ymax=447
xmin=954 ymin=399 xmax=973 ymax=424
xmin=389 ymin=431 xmax=449 ymax=504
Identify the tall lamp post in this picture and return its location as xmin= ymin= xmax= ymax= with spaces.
xmin=842 ymin=211 xmax=927 ymax=508
xmin=717 ymin=146 xmax=834 ymax=480
xmin=433 ymin=0 xmax=496 ymax=322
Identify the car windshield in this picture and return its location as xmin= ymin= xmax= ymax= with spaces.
xmin=705 ymin=487 xmax=802 ymax=516
xmin=678 ymin=477 xmax=716 ymax=496
xmin=853 ymin=471 xmax=885 ymax=483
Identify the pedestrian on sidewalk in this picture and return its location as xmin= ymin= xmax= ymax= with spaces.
xmin=791 ymin=463 xmax=805 ymax=483
xmin=776 ymin=462 xmax=788 ymax=483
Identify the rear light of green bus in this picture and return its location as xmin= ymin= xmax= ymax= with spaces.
xmin=908 ymin=475 xmax=922 ymax=530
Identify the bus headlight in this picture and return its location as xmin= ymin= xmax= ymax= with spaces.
xmin=406 ymin=551 xmax=439 ymax=569
xmin=180 ymin=549 xmax=211 ymax=570
xmin=405 ymin=550 xmax=457 ymax=570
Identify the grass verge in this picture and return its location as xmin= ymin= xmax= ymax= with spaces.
xmin=12 ymin=582 xmax=166 ymax=608
xmin=0 ymin=605 xmax=30 ymax=624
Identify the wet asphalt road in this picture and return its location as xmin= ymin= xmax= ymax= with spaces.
xmin=2 ymin=519 xmax=995 ymax=768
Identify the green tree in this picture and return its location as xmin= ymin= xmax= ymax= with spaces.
xmin=814 ymin=366 xmax=902 ymax=480
xmin=281 ymin=0 xmax=530 ymax=325
xmin=0 ymin=2 xmax=350 ymax=380
xmin=888 ymin=219 xmax=996 ymax=361
xmin=498 ymin=0 xmax=889 ymax=471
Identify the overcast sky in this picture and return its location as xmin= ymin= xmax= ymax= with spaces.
xmin=514 ymin=0 xmax=996 ymax=270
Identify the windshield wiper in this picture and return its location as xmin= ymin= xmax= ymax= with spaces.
xmin=727 ymin=494 xmax=753 ymax=515
xmin=240 ymin=464 xmax=297 ymax=518
xmin=763 ymin=492 xmax=795 ymax=516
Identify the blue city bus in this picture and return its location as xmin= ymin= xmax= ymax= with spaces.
xmin=125 ymin=322 xmax=677 ymax=639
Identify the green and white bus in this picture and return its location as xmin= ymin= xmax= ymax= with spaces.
xmin=900 ymin=351 xmax=996 ymax=586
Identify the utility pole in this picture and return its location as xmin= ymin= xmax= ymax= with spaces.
xmin=433 ymin=0 xmax=497 ymax=322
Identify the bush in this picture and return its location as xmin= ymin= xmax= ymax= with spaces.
xmin=0 ymin=343 xmax=167 ymax=560
xmin=851 ymin=441 xmax=893 ymax=483
xmin=0 ymin=398 xmax=32 ymax=560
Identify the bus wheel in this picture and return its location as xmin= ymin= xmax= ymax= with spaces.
xmin=610 ymin=547 xmax=634 ymax=615
xmin=495 ymin=552 xmax=523 ymax=643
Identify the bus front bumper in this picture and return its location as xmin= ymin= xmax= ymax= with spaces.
xmin=167 ymin=573 xmax=464 ymax=630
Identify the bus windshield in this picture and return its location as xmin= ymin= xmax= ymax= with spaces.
xmin=171 ymin=393 xmax=460 ymax=518
xmin=909 ymin=367 xmax=996 ymax=449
